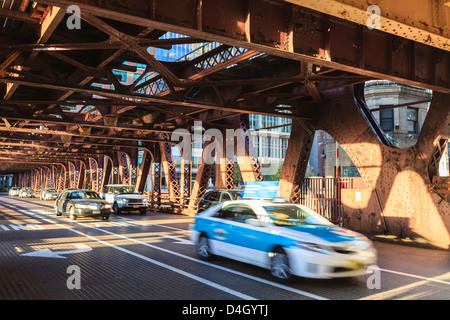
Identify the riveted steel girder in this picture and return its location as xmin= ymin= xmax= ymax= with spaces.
xmin=36 ymin=0 xmax=450 ymax=93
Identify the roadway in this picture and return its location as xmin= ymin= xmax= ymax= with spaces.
xmin=0 ymin=194 xmax=449 ymax=306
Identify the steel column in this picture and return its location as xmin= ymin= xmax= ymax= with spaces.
xmin=189 ymin=139 xmax=215 ymax=214
xmin=235 ymin=114 xmax=264 ymax=183
xmin=279 ymin=119 xmax=315 ymax=202
xmin=159 ymin=133 xmax=181 ymax=203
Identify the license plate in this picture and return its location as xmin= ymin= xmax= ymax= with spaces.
xmin=133 ymin=205 xmax=139 ymax=208
xmin=93 ymin=210 xmax=100 ymax=214
xmin=345 ymin=260 xmax=364 ymax=270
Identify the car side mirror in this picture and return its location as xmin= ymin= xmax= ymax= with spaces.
xmin=245 ymin=218 xmax=264 ymax=227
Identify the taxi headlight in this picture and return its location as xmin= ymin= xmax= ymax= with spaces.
xmin=74 ymin=204 xmax=89 ymax=209
xmin=103 ymin=204 xmax=111 ymax=209
xmin=295 ymin=241 xmax=333 ymax=255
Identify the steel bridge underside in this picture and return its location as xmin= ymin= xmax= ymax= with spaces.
xmin=0 ymin=0 xmax=449 ymax=248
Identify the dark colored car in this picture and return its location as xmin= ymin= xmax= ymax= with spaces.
xmin=197 ymin=189 xmax=244 ymax=213
xmin=55 ymin=189 xmax=112 ymax=220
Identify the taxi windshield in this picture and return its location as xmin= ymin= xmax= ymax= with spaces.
xmin=263 ymin=204 xmax=332 ymax=226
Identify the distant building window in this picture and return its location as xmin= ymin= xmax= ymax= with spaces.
xmin=281 ymin=138 xmax=289 ymax=158
xmin=407 ymin=107 xmax=418 ymax=134
xmin=380 ymin=107 xmax=394 ymax=132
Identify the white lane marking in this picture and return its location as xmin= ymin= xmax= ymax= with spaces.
xmin=21 ymin=243 xmax=92 ymax=259
xmin=116 ymin=215 xmax=187 ymax=232
xmin=379 ymin=268 xmax=450 ymax=286
xmin=17 ymin=211 xmax=255 ymax=300
xmin=161 ymin=234 xmax=194 ymax=245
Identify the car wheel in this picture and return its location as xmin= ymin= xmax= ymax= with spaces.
xmin=270 ymin=247 xmax=292 ymax=283
xmin=55 ymin=206 xmax=62 ymax=216
xmin=196 ymin=234 xmax=213 ymax=260
xmin=139 ymin=208 xmax=147 ymax=215
xmin=69 ymin=207 xmax=77 ymax=220
xmin=113 ymin=202 xmax=121 ymax=215
xmin=102 ymin=214 xmax=109 ymax=220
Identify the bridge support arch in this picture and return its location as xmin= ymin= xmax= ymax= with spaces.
xmin=323 ymin=86 xmax=449 ymax=248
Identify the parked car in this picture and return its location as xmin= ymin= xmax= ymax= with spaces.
xmin=40 ymin=187 xmax=60 ymax=201
xmin=19 ymin=187 xmax=35 ymax=198
xmin=103 ymin=184 xmax=148 ymax=215
xmin=190 ymin=199 xmax=377 ymax=282
xmin=197 ymin=189 xmax=243 ymax=213
xmin=8 ymin=187 xmax=21 ymax=196
xmin=55 ymin=189 xmax=112 ymax=220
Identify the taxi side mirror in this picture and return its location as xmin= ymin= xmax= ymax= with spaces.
xmin=245 ymin=218 xmax=265 ymax=227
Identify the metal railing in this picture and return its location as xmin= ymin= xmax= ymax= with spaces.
xmin=298 ymin=177 xmax=353 ymax=224
xmin=144 ymin=177 xmax=354 ymax=220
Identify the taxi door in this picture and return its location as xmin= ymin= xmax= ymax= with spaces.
xmin=217 ymin=204 xmax=268 ymax=266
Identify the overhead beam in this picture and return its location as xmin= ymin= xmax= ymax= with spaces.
xmin=80 ymin=13 xmax=185 ymax=87
xmin=0 ymin=8 xmax=40 ymax=24
xmin=4 ymin=5 xmax=66 ymax=100
xmin=0 ymin=76 xmax=314 ymax=120
xmin=36 ymin=0 xmax=450 ymax=93
xmin=284 ymin=0 xmax=450 ymax=52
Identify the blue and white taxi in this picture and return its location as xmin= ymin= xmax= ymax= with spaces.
xmin=190 ymin=199 xmax=377 ymax=282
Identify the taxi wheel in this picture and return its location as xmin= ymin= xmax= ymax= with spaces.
xmin=196 ymin=234 xmax=212 ymax=260
xmin=270 ymin=247 xmax=292 ymax=283
xmin=69 ymin=207 xmax=77 ymax=220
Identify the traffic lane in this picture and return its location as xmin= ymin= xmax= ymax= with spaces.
xmin=3 ymin=199 xmax=327 ymax=300
xmin=73 ymin=213 xmax=450 ymax=300
xmin=2 ymin=198 xmax=320 ymax=300
xmin=114 ymin=215 xmax=450 ymax=300
xmin=0 ymin=207 xmax=259 ymax=300
xmin=39 ymin=210 xmax=324 ymax=300
xmin=3 ymin=195 xmax=450 ymax=300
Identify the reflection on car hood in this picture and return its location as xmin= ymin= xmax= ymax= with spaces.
xmin=278 ymin=224 xmax=364 ymax=245
xmin=71 ymin=199 xmax=108 ymax=205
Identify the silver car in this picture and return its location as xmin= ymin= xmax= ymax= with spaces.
xmin=103 ymin=184 xmax=148 ymax=215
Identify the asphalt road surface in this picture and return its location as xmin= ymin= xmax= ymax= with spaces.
xmin=0 ymin=194 xmax=449 ymax=308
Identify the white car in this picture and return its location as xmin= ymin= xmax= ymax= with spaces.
xmin=9 ymin=187 xmax=21 ymax=196
xmin=190 ymin=199 xmax=377 ymax=282
xmin=19 ymin=187 xmax=35 ymax=198
xmin=40 ymin=187 xmax=60 ymax=200
xmin=103 ymin=184 xmax=148 ymax=215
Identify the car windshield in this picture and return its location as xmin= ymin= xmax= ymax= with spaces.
xmin=23 ymin=188 xmax=33 ymax=192
xmin=70 ymin=191 xmax=101 ymax=199
xmin=46 ymin=188 xmax=57 ymax=192
xmin=115 ymin=186 xmax=137 ymax=194
xmin=263 ymin=204 xmax=332 ymax=226
xmin=228 ymin=191 xmax=244 ymax=200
